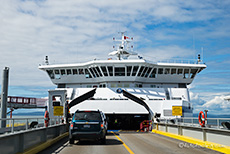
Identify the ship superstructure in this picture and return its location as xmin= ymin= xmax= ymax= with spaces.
xmin=39 ymin=32 xmax=206 ymax=129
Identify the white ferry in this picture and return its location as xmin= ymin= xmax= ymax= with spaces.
xmin=39 ymin=32 xmax=206 ymax=129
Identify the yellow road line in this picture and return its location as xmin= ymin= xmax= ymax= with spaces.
xmin=152 ymin=129 xmax=230 ymax=154
xmin=112 ymin=131 xmax=134 ymax=154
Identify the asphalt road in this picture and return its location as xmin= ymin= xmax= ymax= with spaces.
xmin=38 ymin=132 xmax=223 ymax=154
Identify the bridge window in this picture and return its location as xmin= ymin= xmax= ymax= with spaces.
xmin=46 ymin=70 xmax=54 ymax=79
xmin=165 ymin=68 xmax=170 ymax=74
xmin=149 ymin=68 xmax=156 ymax=78
xmin=67 ymin=69 xmax=72 ymax=75
xmin=85 ymin=69 xmax=92 ymax=78
xmin=126 ymin=66 xmax=132 ymax=76
xmin=54 ymin=70 xmax=60 ymax=79
xmin=171 ymin=68 xmax=176 ymax=74
xmin=55 ymin=70 xmax=60 ymax=74
xmin=108 ymin=66 xmax=113 ymax=76
xmin=141 ymin=67 xmax=148 ymax=77
xmin=73 ymin=69 xmax=78 ymax=75
xmin=101 ymin=66 xmax=108 ymax=76
xmin=132 ymin=66 xmax=139 ymax=76
xmin=96 ymin=66 xmax=102 ymax=76
xmin=89 ymin=67 xmax=96 ymax=77
xmin=137 ymin=66 xmax=144 ymax=76
xmin=115 ymin=67 xmax=125 ymax=76
xmin=61 ymin=69 xmax=66 ymax=75
xmin=158 ymin=68 xmax=163 ymax=74
xmin=79 ymin=69 xmax=84 ymax=75
xmin=184 ymin=69 xmax=189 ymax=78
xmin=190 ymin=69 xmax=198 ymax=78
xmin=144 ymin=67 xmax=152 ymax=77
xmin=92 ymin=67 xmax=99 ymax=77
xmin=178 ymin=69 xmax=183 ymax=75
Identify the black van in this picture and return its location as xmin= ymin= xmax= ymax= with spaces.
xmin=69 ymin=110 xmax=107 ymax=144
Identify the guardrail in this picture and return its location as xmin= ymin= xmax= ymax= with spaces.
xmin=0 ymin=117 xmax=63 ymax=134
xmin=157 ymin=117 xmax=230 ymax=130
xmin=0 ymin=123 xmax=68 ymax=154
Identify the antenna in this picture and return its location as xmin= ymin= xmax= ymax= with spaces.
xmin=201 ymin=47 xmax=204 ymax=63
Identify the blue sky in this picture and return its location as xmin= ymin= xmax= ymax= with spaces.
xmin=0 ymin=0 xmax=230 ymax=115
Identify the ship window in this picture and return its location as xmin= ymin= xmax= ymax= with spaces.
xmin=124 ymin=83 xmax=130 ymax=87
xmin=96 ymin=67 xmax=102 ymax=76
xmin=73 ymin=69 xmax=78 ymax=75
xmin=108 ymin=66 xmax=113 ymax=76
xmin=178 ymin=69 xmax=183 ymax=75
xmin=111 ymin=83 xmax=116 ymax=87
xmin=54 ymin=70 xmax=60 ymax=74
xmin=141 ymin=67 xmax=148 ymax=77
xmin=165 ymin=68 xmax=170 ymax=74
xmin=158 ymin=68 xmax=163 ymax=74
xmin=54 ymin=70 xmax=60 ymax=79
xmin=135 ymin=83 xmax=142 ymax=88
xmin=46 ymin=70 xmax=54 ymax=79
xmin=115 ymin=67 xmax=125 ymax=76
xmin=149 ymin=68 xmax=156 ymax=78
xmin=190 ymin=69 xmax=198 ymax=78
xmin=61 ymin=69 xmax=66 ymax=75
xmin=79 ymin=69 xmax=84 ymax=75
xmin=171 ymin=68 xmax=176 ymax=75
xmin=99 ymin=84 xmax=106 ymax=88
xmin=145 ymin=67 xmax=152 ymax=77
xmin=101 ymin=66 xmax=108 ymax=76
xmin=85 ymin=69 xmax=92 ymax=78
xmin=150 ymin=85 xmax=156 ymax=88
xmin=89 ymin=68 xmax=96 ymax=78
xmin=132 ymin=66 xmax=139 ymax=76
xmin=117 ymin=83 xmax=122 ymax=87
xmin=184 ymin=69 xmax=189 ymax=78
xmin=67 ymin=69 xmax=72 ymax=75
xmin=92 ymin=67 xmax=99 ymax=77
xmin=87 ymin=85 xmax=92 ymax=88
xmin=126 ymin=66 xmax=132 ymax=76
xmin=137 ymin=66 xmax=144 ymax=76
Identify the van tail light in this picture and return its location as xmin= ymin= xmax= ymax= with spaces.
xmin=101 ymin=124 xmax=104 ymax=128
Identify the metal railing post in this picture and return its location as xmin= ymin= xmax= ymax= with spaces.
xmin=11 ymin=119 xmax=14 ymax=133
xmin=217 ymin=118 xmax=219 ymax=129
xmin=26 ymin=119 xmax=28 ymax=130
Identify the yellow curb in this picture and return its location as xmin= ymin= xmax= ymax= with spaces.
xmin=18 ymin=132 xmax=69 ymax=154
xmin=152 ymin=129 xmax=230 ymax=154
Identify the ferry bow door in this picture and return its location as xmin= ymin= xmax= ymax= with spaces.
xmin=48 ymin=90 xmax=67 ymax=121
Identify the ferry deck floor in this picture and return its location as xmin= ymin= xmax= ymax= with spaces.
xmin=38 ymin=132 xmax=223 ymax=154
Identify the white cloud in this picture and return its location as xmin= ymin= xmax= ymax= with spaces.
xmin=201 ymin=95 xmax=230 ymax=113
xmin=0 ymin=0 xmax=229 ymax=99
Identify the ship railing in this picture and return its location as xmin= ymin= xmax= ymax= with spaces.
xmin=0 ymin=117 xmax=64 ymax=135
xmin=157 ymin=117 xmax=230 ymax=130
xmin=144 ymin=57 xmax=205 ymax=65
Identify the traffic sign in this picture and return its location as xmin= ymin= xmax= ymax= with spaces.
xmin=172 ymin=106 xmax=182 ymax=116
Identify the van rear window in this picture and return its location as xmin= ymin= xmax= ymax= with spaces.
xmin=74 ymin=111 xmax=102 ymax=121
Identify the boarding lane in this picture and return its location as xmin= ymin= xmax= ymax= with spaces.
xmin=38 ymin=132 xmax=222 ymax=154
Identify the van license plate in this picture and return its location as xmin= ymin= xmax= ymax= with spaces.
xmin=84 ymin=125 xmax=90 ymax=128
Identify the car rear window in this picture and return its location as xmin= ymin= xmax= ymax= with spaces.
xmin=74 ymin=111 xmax=102 ymax=121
